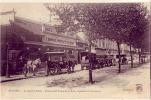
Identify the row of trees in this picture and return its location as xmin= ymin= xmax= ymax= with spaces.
xmin=45 ymin=3 xmax=149 ymax=83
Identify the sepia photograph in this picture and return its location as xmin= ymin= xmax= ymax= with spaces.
xmin=0 ymin=1 xmax=150 ymax=99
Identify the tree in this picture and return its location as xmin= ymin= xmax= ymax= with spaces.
xmin=95 ymin=3 xmax=131 ymax=73
xmin=72 ymin=4 xmax=106 ymax=83
xmin=91 ymin=3 xmax=149 ymax=70
xmin=44 ymin=3 xmax=79 ymax=34
xmin=44 ymin=3 xmax=101 ymax=83
xmin=131 ymin=21 xmax=149 ymax=64
xmin=123 ymin=3 xmax=149 ymax=66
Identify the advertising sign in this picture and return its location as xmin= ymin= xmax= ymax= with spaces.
xmin=42 ymin=34 xmax=76 ymax=47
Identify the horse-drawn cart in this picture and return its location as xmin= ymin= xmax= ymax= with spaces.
xmin=44 ymin=52 xmax=77 ymax=75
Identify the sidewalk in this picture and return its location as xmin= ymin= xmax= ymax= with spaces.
xmin=0 ymin=74 xmax=27 ymax=83
xmin=0 ymin=63 xmax=145 ymax=83
xmin=0 ymin=64 xmax=82 ymax=83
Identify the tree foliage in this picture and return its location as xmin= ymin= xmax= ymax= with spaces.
xmin=45 ymin=3 xmax=149 ymax=46
xmin=45 ymin=3 xmax=149 ymax=73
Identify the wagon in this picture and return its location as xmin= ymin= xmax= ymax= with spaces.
xmin=44 ymin=51 xmax=76 ymax=75
xmin=80 ymin=52 xmax=97 ymax=70
xmin=97 ymin=55 xmax=117 ymax=67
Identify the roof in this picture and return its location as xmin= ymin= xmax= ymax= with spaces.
xmin=13 ymin=16 xmax=77 ymax=40
xmin=13 ymin=17 xmax=44 ymax=35
xmin=0 ymin=10 xmax=15 ymax=15
xmin=24 ymin=41 xmax=76 ymax=49
xmin=14 ymin=16 xmax=44 ymax=25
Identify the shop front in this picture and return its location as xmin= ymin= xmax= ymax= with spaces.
xmin=12 ymin=16 xmax=79 ymax=60
xmin=1 ymin=16 xmax=83 ymax=76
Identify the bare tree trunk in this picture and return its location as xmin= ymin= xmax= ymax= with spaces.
xmin=89 ymin=63 xmax=93 ymax=83
xmin=129 ymin=43 xmax=133 ymax=68
xmin=138 ymin=49 xmax=141 ymax=64
xmin=117 ymin=42 xmax=121 ymax=73
xmin=140 ymin=48 xmax=144 ymax=63
xmin=45 ymin=61 xmax=49 ymax=76
xmin=88 ymin=42 xmax=93 ymax=84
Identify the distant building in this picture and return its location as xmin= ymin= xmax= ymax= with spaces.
xmin=93 ymin=37 xmax=137 ymax=59
xmin=94 ymin=38 xmax=117 ymax=56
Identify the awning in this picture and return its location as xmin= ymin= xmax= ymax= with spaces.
xmin=24 ymin=41 xmax=77 ymax=50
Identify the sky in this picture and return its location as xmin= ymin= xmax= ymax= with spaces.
xmin=0 ymin=3 xmax=50 ymax=23
xmin=0 ymin=3 xmax=150 ymax=25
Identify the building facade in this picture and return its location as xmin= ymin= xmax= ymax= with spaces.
xmin=93 ymin=38 xmax=137 ymax=60
xmin=0 ymin=10 xmax=86 ymax=75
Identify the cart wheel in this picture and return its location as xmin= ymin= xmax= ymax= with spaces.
xmin=56 ymin=65 xmax=62 ymax=74
xmin=49 ymin=68 xmax=57 ymax=75
xmin=53 ymin=64 xmax=62 ymax=74
xmin=49 ymin=64 xmax=58 ymax=75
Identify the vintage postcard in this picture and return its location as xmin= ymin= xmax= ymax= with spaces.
xmin=0 ymin=0 xmax=150 ymax=100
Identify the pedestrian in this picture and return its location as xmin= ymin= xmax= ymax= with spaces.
xmin=24 ymin=58 xmax=33 ymax=77
xmin=45 ymin=57 xmax=52 ymax=76
xmin=85 ymin=56 xmax=89 ymax=70
xmin=68 ymin=60 xmax=75 ymax=72
xmin=122 ymin=57 xmax=127 ymax=64
xmin=18 ymin=56 xmax=25 ymax=73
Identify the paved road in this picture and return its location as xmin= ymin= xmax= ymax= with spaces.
xmin=1 ymin=62 xmax=150 ymax=99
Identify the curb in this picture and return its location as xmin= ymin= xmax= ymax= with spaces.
xmin=0 ymin=75 xmax=46 ymax=83
xmin=0 ymin=77 xmax=27 ymax=83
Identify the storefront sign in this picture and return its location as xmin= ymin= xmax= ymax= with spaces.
xmin=42 ymin=24 xmax=76 ymax=47
xmin=42 ymin=34 xmax=76 ymax=46
xmin=42 ymin=24 xmax=57 ymax=34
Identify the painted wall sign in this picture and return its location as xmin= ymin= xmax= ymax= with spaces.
xmin=42 ymin=24 xmax=57 ymax=34
xmin=42 ymin=34 xmax=76 ymax=46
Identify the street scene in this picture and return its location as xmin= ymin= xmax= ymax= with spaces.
xmin=0 ymin=3 xmax=150 ymax=99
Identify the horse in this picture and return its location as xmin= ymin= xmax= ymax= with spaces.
xmin=24 ymin=58 xmax=41 ymax=77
